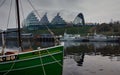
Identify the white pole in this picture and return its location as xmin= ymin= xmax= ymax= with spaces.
xmin=1 ymin=31 xmax=5 ymax=55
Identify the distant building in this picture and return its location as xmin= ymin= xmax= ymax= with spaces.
xmin=39 ymin=13 xmax=50 ymax=25
xmin=23 ymin=12 xmax=94 ymax=30
xmin=51 ymin=13 xmax=66 ymax=26
xmin=0 ymin=28 xmax=18 ymax=40
xmin=23 ymin=12 xmax=67 ymax=30
xmin=0 ymin=28 xmax=33 ymax=39
xmin=23 ymin=12 xmax=40 ymax=30
xmin=73 ymin=13 xmax=85 ymax=26
xmin=6 ymin=28 xmax=18 ymax=37
xmin=0 ymin=29 xmax=2 ymax=31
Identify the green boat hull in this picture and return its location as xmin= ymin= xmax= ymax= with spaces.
xmin=0 ymin=45 xmax=63 ymax=75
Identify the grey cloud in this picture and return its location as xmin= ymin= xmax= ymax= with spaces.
xmin=0 ymin=0 xmax=120 ymax=29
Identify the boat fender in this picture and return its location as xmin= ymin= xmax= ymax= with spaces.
xmin=37 ymin=47 xmax=41 ymax=50
xmin=0 ymin=57 xmax=2 ymax=62
xmin=2 ymin=57 xmax=6 ymax=61
xmin=15 ymin=55 xmax=19 ymax=59
xmin=10 ymin=55 xmax=15 ymax=60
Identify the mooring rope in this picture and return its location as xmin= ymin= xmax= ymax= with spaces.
xmin=45 ymin=49 xmax=63 ymax=67
xmin=2 ymin=0 xmax=17 ymax=75
xmin=3 ymin=59 xmax=16 ymax=75
xmin=27 ymin=0 xmax=60 ymax=45
xmin=38 ymin=51 xmax=46 ymax=75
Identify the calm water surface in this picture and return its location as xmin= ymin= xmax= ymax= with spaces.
xmin=63 ymin=41 xmax=120 ymax=75
xmin=0 ymin=40 xmax=120 ymax=75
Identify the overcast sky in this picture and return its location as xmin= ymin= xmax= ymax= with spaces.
xmin=0 ymin=0 xmax=120 ymax=30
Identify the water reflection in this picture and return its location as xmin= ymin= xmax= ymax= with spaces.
xmin=64 ymin=42 xmax=120 ymax=57
xmin=1 ymin=39 xmax=120 ymax=75
xmin=73 ymin=51 xmax=85 ymax=66
xmin=63 ymin=41 xmax=120 ymax=75
xmin=0 ymin=39 xmax=56 ymax=50
xmin=64 ymin=41 xmax=120 ymax=66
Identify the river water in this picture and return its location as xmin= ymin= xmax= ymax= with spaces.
xmin=0 ymin=40 xmax=120 ymax=75
xmin=63 ymin=41 xmax=120 ymax=75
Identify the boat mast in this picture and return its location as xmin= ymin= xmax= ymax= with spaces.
xmin=15 ymin=0 xmax=22 ymax=51
xmin=1 ymin=31 xmax=5 ymax=55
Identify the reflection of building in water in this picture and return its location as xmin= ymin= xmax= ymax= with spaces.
xmin=108 ymin=55 xmax=120 ymax=61
xmin=117 ymin=56 xmax=120 ymax=61
xmin=73 ymin=51 xmax=85 ymax=66
xmin=63 ymin=41 xmax=81 ymax=49
xmin=64 ymin=41 xmax=120 ymax=62
xmin=90 ymin=42 xmax=119 ymax=49
xmin=109 ymin=55 xmax=115 ymax=61
xmin=93 ymin=42 xmax=107 ymax=48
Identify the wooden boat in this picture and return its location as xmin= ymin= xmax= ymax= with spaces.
xmin=0 ymin=0 xmax=63 ymax=75
xmin=0 ymin=45 xmax=63 ymax=75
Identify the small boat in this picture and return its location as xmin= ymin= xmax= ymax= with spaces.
xmin=0 ymin=0 xmax=63 ymax=75
xmin=89 ymin=32 xmax=107 ymax=42
xmin=60 ymin=32 xmax=75 ymax=41
xmin=60 ymin=32 xmax=89 ymax=42
xmin=88 ymin=32 xmax=119 ymax=42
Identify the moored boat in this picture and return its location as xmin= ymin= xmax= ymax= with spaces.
xmin=88 ymin=32 xmax=119 ymax=42
xmin=0 ymin=45 xmax=63 ymax=75
xmin=60 ymin=32 xmax=89 ymax=42
xmin=0 ymin=0 xmax=64 ymax=75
